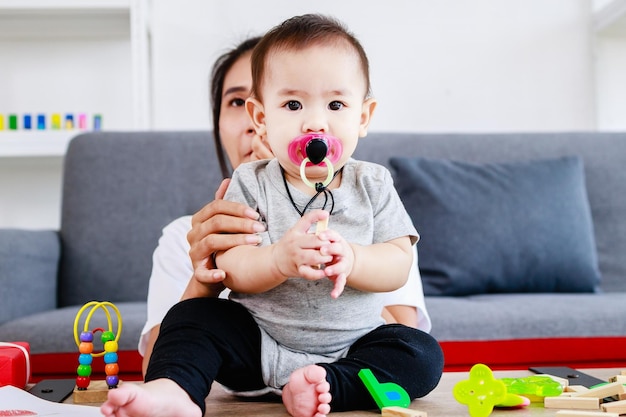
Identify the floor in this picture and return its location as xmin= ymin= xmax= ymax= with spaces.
xmin=67 ymin=368 xmax=621 ymax=416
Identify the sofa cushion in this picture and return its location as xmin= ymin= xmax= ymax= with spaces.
xmin=0 ymin=230 xmax=59 ymax=324
xmin=390 ymin=156 xmax=601 ymax=296
xmin=0 ymin=302 xmax=144 ymax=354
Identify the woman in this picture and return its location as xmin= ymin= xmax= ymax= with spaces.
xmin=139 ymin=36 xmax=431 ymax=375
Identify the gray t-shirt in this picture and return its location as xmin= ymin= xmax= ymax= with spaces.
xmin=224 ymin=158 xmax=418 ymax=389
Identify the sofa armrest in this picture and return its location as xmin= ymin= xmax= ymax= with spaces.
xmin=0 ymin=229 xmax=60 ymax=325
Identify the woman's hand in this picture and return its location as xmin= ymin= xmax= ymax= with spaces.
xmin=183 ymin=178 xmax=265 ymax=299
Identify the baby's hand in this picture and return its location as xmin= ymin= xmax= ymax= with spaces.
xmin=317 ymin=229 xmax=354 ymax=299
xmin=273 ymin=210 xmax=333 ymax=279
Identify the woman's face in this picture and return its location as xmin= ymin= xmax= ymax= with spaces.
xmin=218 ymin=52 xmax=256 ymax=169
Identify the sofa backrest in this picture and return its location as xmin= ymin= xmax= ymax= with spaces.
xmin=59 ymin=132 xmax=223 ymax=306
xmin=353 ymin=131 xmax=626 ymax=293
xmin=58 ymin=131 xmax=626 ymax=306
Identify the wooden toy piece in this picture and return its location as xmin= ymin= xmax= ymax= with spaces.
xmin=101 ymin=330 xmax=120 ymax=388
xmin=453 ymin=364 xmax=506 ymax=417
xmin=601 ymin=399 xmax=626 ymax=414
xmin=571 ymin=381 xmax=626 ymax=399
xmin=76 ymin=331 xmax=94 ymax=390
xmin=555 ymin=411 xmax=618 ymax=417
xmin=73 ymin=380 xmax=122 ymax=403
xmin=544 ymin=396 xmax=600 ymax=410
xmin=73 ymin=301 xmax=123 ymax=394
xmin=564 ymin=385 xmax=589 ymax=393
xmin=608 ymin=374 xmax=626 ymax=384
xmin=358 ymin=369 xmax=411 ymax=410
xmin=315 ymin=217 xmax=328 ymax=235
xmin=314 ymin=217 xmax=328 ymax=270
xmin=621 ymin=370 xmax=626 ymax=376
xmin=382 ymin=406 xmax=427 ymax=417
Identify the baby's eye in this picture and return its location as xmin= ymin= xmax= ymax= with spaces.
xmin=329 ymin=101 xmax=344 ymax=111
xmin=229 ymin=98 xmax=246 ymax=107
xmin=285 ymin=100 xmax=302 ymax=111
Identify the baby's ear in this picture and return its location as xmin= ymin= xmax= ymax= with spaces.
xmin=246 ymin=98 xmax=267 ymax=136
xmin=359 ymin=98 xmax=377 ymax=137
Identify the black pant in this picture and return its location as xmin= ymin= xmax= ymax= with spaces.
xmin=145 ymin=298 xmax=443 ymax=415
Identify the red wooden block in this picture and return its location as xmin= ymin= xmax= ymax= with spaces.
xmin=0 ymin=341 xmax=30 ymax=388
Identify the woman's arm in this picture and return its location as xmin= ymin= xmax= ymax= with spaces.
xmin=141 ymin=179 xmax=266 ymax=376
xmin=380 ymin=246 xmax=431 ymax=331
xmin=142 ymin=325 xmax=160 ymax=375
xmin=383 ymin=305 xmax=418 ymax=327
xmin=183 ymin=179 xmax=264 ymax=299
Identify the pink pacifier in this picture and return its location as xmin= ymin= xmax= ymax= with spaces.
xmin=287 ymin=134 xmax=343 ymax=190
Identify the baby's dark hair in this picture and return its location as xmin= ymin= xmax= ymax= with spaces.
xmin=250 ymin=14 xmax=371 ymax=100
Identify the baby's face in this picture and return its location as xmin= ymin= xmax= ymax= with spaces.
xmin=250 ymin=42 xmax=374 ymax=186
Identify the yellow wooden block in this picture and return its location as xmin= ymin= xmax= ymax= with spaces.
xmin=564 ymin=385 xmax=589 ymax=393
xmin=571 ymin=381 xmax=626 ymax=399
xmin=381 ymin=406 xmax=427 ymax=417
xmin=315 ymin=217 xmax=328 ymax=235
xmin=73 ymin=380 xmax=122 ymax=404
xmin=556 ymin=411 xmax=618 ymax=417
xmin=608 ymin=375 xmax=626 ymax=384
xmin=544 ymin=395 xmax=600 ymax=410
xmin=601 ymin=399 xmax=626 ymax=414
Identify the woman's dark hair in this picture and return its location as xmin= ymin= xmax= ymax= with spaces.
xmin=210 ymin=36 xmax=261 ymax=178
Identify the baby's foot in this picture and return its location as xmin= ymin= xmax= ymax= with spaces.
xmin=100 ymin=379 xmax=202 ymax=417
xmin=282 ymin=365 xmax=332 ymax=417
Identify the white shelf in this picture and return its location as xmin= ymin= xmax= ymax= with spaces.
xmin=594 ymin=0 xmax=626 ymax=35
xmin=0 ymin=0 xmax=151 ymax=157
xmin=0 ymin=0 xmax=132 ymax=39
xmin=0 ymin=131 xmax=81 ymax=157
xmin=0 ymin=0 xmax=130 ymax=8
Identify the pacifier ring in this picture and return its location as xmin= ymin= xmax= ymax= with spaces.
xmin=300 ymin=157 xmax=334 ymax=190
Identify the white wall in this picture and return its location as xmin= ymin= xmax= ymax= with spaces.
xmin=0 ymin=157 xmax=63 ymax=229
xmin=595 ymin=34 xmax=626 ymax=130
xmin=1 ymin=0 xmax=601 ymax=229
xmin=150 ymin=0 xmax=595 ymax=133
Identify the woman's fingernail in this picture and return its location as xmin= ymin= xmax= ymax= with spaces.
xmin=246 ymin=234 xmax=262 ymax=244
xmin=245 ymin=208 xmax=260 ymax=219
xmin=252 ymin=222 xmax=266 ymax=233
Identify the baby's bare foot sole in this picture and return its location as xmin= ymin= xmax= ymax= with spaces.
xmin=283 ymin=365 xmax=332 ymax=417
xmin=100 ymin=379 xmax=201 ymax=417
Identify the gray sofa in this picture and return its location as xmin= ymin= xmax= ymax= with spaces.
xmin=1 ymin=131 xmax=625 ymax=380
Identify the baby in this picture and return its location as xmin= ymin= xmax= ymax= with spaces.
xmin=101 ymin=14 xmax=442 ymax=417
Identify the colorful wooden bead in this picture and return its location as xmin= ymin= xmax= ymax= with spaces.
xmin=101 ymin=331 xmax=115 ymax=344
xmin=106 ymin=375 xmax=119 ymax=388
xmin=79 ymin=341 xmax=93 ymax=354
xmin=104 ymin=352 xmax=118 ymax=363
xmin=104 ymin=340 xmax=118 ymax=353
xmin=77 ymin=364 xmax=92 ymax=377
xmin=79 ymin=331 xmax=94 ymax=342
xmin=105 ymin=363 xmax=119 ymax=376
xmin=76 ymin=375 xmax=90 ymax=390
xmin=78 ymin=353 xmax=93 ymax=365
